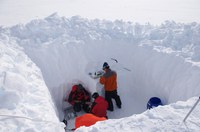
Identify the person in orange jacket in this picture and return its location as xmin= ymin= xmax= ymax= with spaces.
xmin=75 ymin=113 xmax=107 ymax=129
xmin=90 ymin=92 xmax=108 ymax=118
xmin=99 ymin=62 xmax=122 ymax=111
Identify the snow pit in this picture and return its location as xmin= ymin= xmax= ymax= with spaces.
xmin=2 ymin=15 xmax=200 ymax=130
xmin=18 ymin=39 xmax=200 ymax=121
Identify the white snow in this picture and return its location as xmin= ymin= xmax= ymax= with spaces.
xmin=0 ymin=0 xmax=200 ymax=132
xmin=0 ymin=38 xmax=64 ymax=131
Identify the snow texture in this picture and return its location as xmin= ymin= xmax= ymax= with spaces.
xmin=0 ymin=14 xmax=200 ymax=131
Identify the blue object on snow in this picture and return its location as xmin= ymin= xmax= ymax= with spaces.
xmin=147 ymin=97 xmax=162 ymax=109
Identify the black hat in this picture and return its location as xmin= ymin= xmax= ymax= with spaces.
xmin=103 ymin=62 xmax=109 ymax=70
xmin=92 ymin=92 xmax=99 ymax=99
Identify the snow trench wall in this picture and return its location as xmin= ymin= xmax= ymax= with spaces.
xmin=128 ymin=45 xmax=200 ymax=105
xmin=0 ymin=39 xmax=64 ymax=131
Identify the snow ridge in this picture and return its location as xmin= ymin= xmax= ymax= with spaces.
xmin=6 ymin=13 xmax=200 ymax=63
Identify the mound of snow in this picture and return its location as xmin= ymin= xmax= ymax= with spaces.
xmin=0 ymin=38 xmax=64 ymax=131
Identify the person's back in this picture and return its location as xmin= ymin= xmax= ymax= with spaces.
xmin=91 ymin=92 xmax=108 ymax=118
xmin=75 ymin=113 xmax=107 ymax=129
xmin=92 ymin=96 xmax=108 ymax=118
xmin=100 ymin=68 xmax=117 ymax=91
xmin=99 ymin=62 xmax=122 ymax=111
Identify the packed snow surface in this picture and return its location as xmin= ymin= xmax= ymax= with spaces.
xmin=0 ymin=14 xmax=200 ymax=131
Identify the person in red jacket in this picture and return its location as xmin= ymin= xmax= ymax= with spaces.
xmin=90 ymin=92 xmax=108 ymax=118
xmin=66 ymin=84 xmax=91 ymax=112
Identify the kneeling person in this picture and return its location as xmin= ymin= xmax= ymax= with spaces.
xmin=90 ymin=92 xmax=108 ymax=118
xmin=66 ymin=84 xmax=91 ymax=112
